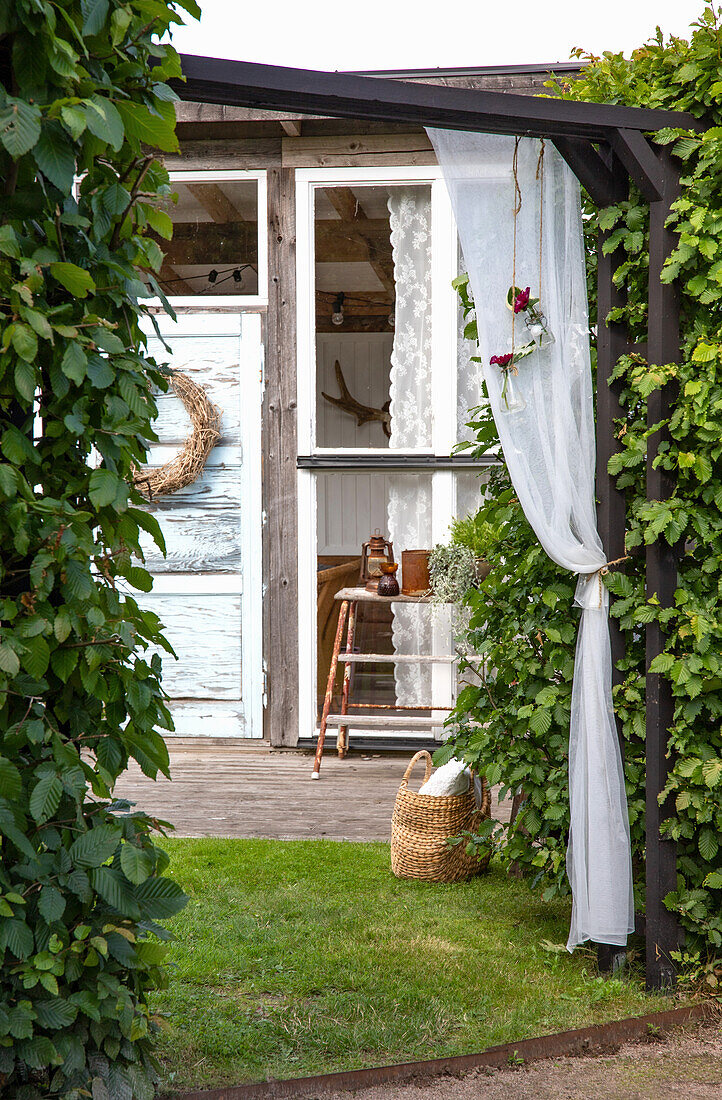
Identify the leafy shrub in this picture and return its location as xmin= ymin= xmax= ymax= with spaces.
xmin=443 ymin=10 xmax=722 ymax=957
xmin=0 ymin=0 xmax=198 ymax=1094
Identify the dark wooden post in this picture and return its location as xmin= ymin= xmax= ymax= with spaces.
xmin=594 ymin=152 xmax=630 ymax=975
xmin=595 ymin=156 xmax=629 ymax=760
xmin=645 ymin=147 xmax=682 ymax=990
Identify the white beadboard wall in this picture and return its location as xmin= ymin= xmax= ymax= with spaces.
xmin=316 ymin=333 xmax=393 ymax=554
xmin=139 ymin=314 xmax=258 ymax=738
xmin=316 ymin=333 xmax=392 ymax=449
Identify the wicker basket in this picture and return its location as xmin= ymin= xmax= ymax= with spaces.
xmin=391 ymin=751 xmax=491 ymax=883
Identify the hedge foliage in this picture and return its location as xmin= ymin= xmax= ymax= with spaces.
xmin=442 ymin=6 xmax=722 ymax=964
xmin=0 ymin=0 xmax=198 ymax=1094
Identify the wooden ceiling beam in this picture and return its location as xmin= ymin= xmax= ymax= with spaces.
xmin=322 ymin=188 xmax=395 ymax=296
xmin=186 ymin=182 xmax=244 ymax=223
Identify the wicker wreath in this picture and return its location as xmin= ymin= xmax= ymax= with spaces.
xmin=133 ymin=370 xmax=222 ymax=499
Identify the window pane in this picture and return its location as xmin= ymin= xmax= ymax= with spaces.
xmin=156 ymin=180 xmax=259 ymax=296
xmin=314 ymin=184 xmax=432 ymax=449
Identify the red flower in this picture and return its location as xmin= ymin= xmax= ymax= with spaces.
xmin=490 ymin=353 xmax=514 ymax=367
xmin=513 ymin=286 xmax=531 ymax=314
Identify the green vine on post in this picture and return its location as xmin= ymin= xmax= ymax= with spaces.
xmin=0 ymin=0 xmax=199 ymax=1094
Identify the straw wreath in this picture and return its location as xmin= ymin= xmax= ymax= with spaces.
xmin=133 ymin=370 xmax=222 ymax=498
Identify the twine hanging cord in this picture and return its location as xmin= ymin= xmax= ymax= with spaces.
xmin=591 ymin=554 xmax=630 ymax=608
xmin=508 ymin=137 xmax=545 ymax=375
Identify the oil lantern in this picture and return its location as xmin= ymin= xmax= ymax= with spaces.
xmin=361 ymin=530 xmax=394 ymax=593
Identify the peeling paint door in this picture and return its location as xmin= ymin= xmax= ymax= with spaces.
xmin=138 ymin=311 xmax=263 ymax=739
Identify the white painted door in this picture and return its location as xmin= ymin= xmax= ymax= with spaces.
xmin=138 ymin=311 xmax=263 ymax=738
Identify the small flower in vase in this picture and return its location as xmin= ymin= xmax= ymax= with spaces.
xmin=506 ymin=284 xmax=554 ymax=347
xmin=490 ymin=352 xmax=524 ymax=412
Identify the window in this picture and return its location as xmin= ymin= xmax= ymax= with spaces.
xmin=149 ymin=171 xmax=267 ymax=307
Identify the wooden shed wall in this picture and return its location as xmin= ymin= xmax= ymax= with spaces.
xmin=161 ymin=66 xmax=579 ymax=746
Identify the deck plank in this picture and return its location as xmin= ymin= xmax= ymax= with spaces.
xmin=113 ymin=741 xmax=512 ymax=841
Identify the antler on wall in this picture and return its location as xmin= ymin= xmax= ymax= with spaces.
xmin=321 ymin=360 xmax=391 ymax=439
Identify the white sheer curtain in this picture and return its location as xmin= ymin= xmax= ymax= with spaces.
xmin=387 ymin=189 xmax=433 ymax=706
xmin=428 ymin=130 xmax=634 ymax=950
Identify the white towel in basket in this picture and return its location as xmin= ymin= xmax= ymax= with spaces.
xmin=418 ymin=758 xmax=471 ymax=797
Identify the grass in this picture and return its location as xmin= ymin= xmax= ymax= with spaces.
xmin=153 ymin=838 xmax=676 ymax=1092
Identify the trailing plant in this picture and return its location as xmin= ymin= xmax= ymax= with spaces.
xmin=0 ymin=0 xmax=198 ymax=1095
xmin=442 ymin=8 xmax=722 ymax=958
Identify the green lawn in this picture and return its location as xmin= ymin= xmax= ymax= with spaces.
xmin=154 ymin=838 xmax=675 ymax=1092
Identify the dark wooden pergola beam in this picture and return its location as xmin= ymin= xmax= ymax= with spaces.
xmin=553 ymin=137 xmax=628 ymax=206
xmin=173 ymin=55 xmax=702 ymax=143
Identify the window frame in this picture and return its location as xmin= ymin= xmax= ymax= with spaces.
xmin=144 ymin=169 xmax=268 ymax=311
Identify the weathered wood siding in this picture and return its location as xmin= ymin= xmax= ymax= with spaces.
xmin=139 ymin=312 xmax=263 ymax=738
xmin=264 ymin=167 xmax=300 ymax=747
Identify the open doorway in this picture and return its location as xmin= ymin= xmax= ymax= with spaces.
xmin=297 ymin=169 xmax=485 ymax=746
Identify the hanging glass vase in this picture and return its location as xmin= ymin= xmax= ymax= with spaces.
xmin=500 ymin=368 xmax=526 ymax=414
xmin=525 ymin=310 xmax=555 ymax=349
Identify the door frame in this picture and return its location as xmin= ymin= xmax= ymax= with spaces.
xmin=295 ymin=165 xmax=463 ymax=745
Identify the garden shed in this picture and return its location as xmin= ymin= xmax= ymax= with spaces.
xmin=146 ymin=60 xmax=585 ymax=753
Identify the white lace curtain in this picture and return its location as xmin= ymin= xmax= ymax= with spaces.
xmin=427 ymin=129 xmax=634 ymax=951
xmin=387 ymin=189 xmax=433 ymax=706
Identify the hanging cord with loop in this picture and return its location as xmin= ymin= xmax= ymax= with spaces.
xmin=535 ymin=138 xmax=545 ymax=309
xmin=510 ymin=136 xmax=522 ymax=372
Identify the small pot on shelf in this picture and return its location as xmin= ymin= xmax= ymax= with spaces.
xmin=377 ymin=561 xmax=400 ymax=597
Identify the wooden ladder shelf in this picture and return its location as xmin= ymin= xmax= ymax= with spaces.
xmin=312 ymin=587 xmax=457 ymax=779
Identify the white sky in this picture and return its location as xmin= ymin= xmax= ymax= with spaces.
xmin=171 ymin=0 xmax=703 ymax=72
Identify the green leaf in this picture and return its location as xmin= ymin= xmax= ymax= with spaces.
xmin=38 ymin=886 xmax=66 ymax=923
xmin=51 ymin=646 xmax=78 ymax=682
xmin=81 ymin=0 xmax=110 ymax=35
xmin=0 ymin=98 xmax=41 ymax=157
xmin=34 ymin=999 xmax=77 ymax=1029
xmin=86 ymin=355 xmax=115 ymax=388
xmin=529 ymin=708 xmax=552 ymax=735
xmin=134 ymin=875 xmax=187 ymax=918
xmin=699 ymin=829 xmax=719 ymax=862
xmin=0 ymin=643 xmax=20 ymax=677
xmin=0 ymin=756 xmax=22 ymax=800
xmin=89 ymin=468 xmax=123 ymax=508
xmin=84 ymin=96 xmax=124 ymax=152
xmin=49 ymin=262 xmax=96 ymax=298
xmin=63 ymin=560 xmax=94 ymax=601
xmin=120 ymin=843 xmax=154 ymax=884
xmin=12 ymin=323 xmax=38 ymax=363
xmin=0 ymin=225 xmax=20 ymax=258
xmin=649 ymin=652 xmax=675 ymax=674
xmin=1 ymin=919 xmax=34 ymax=959
xmin=61 ymin=342 xmax=88 ymax=383
xmin=29 ymin=774 xmax=62 ymax=823
xmin=90 ymin=865 xmax=139 ymax=916
xmin=115 ymin=100 xmax=179 ymax=153
xmin=14 ymin=360 xmax=36 ymax=403
xmin=21 ymin=635 xmax=50 ymax=679
xmin=70 ymin=824 xmax=121 ymax=868
xmin=33 ymin=125 xmax=77 ymax=192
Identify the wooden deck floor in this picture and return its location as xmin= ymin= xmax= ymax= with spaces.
xmin=113 ymin=740 xmax=512 ymax=841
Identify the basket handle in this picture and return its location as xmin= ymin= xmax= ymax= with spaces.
xmin=401 ymin=750 xmax=433 ymax=788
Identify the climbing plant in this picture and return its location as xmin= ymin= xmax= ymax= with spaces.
xmin=0 ymin=0 xmax=198 ymax=1094
xmin=443 ymin=6 xmax=722 ymax=964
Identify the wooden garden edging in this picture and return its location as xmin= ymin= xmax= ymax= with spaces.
xmin=161 ymin=1001 xmax=716 ymax=1100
